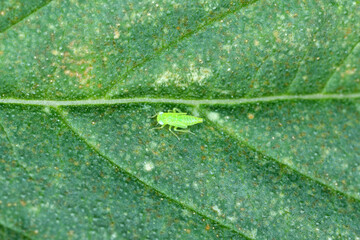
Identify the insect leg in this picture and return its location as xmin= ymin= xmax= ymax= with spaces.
xmin=172 ymin=108 xmax=184 ymax=113
xmin=173 ymin=127 xmax=195 ymax=135
xmin=169 ymin=108 xmax=186 ymax=115
xmin=149 ymin=113 xmax=158 ymax=118
xmin=168 ymin=126 xmax=180 ymax=140
xmin=151 ymin=124 xmax=166 ymax=130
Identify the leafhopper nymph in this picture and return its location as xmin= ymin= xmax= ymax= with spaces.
xmin=150 ymin=108 xmax=203 ymax=140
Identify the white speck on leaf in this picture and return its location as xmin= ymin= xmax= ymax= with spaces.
xmin=114 ymin=29 xmax=120 ymax=39
xmin=211 ymin=205 xmax=222 ymax=216
xmin=43 ymin=106 xmax=51 ymax=113
xmin=144 ymin=161 xmax=155 ymax=171
xmin=187 ymin=63 xmax=212 ymax=85
xmin=155 ymin=70 xmax=180 ymax=86
xmin=207 ymin=112 xmax=220 ymax=122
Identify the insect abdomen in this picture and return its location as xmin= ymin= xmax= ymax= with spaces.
xmin=177 ymin=115 xmax=203 ymax=126
xmin=158 ymin=112 xmax=203 ymax=128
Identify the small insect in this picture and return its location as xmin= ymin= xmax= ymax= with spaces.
xmin=150 ymin=108 xmax=203 ymax=140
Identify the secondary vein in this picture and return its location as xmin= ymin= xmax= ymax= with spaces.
xmin=53 ymin=106 xmax=253 ymax=240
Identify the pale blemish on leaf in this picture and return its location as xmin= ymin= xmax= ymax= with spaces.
xmin=207 ymin=112 xmax=220 ymax=122
xmin=282 ymin=157 xmax=294 ymax=166
xmin=154 ymin=70 xmax=181 ymax=86
xmin=247 ymin=113 xmax=254 ymax=120
xmin=143 ymin=161 xmax=154 ymax=172
xmin=191 ymin=108 xmax=200 ymax=117
xmin=192 ymin=182 xmax=199 ymax=190
xmin=273 ymin=30 xmax=281 ymax=43
xmin=187 ymin=64 xmax=212 ymax=86
xmin=49 ymin=41 xmax=96 ymax=87
xmin=343 ymin=66 xmax=357 ymax=76
xmin=222 ymin=44 xmax=232 ymax=53
xmin=154 ymin=63 xmax=212 ymax=87
xmin=43 ymin=106 xmax=51 ymax=114
xmin=51 ymin=49 xmax=60 ymax=56
xmin=211 ymin=205 xmax=222 ymax=216
xmin=69 ymin=43 xmax=91 ymax=57
xmin=113 ymin=28 xmax=120 ymax=39
xmin=227 ymin=215 xmax=237 ymax=222
xmin=248 ymin=228 xmax=258 ymax=239
xmin=355 ymin=102 xmax=360 ymax=113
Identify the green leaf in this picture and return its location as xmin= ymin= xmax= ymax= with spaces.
xmin=1 ymin=0 xmax=360 ymax=239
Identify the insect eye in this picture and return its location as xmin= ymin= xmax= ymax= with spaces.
xmin=158 ymin=121 xmax=164 ymax=125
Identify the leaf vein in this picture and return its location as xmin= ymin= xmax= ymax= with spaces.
xmin=53 ymin=106 xmax=253 ymax=240
xmin=321 ymin=40 xmax=360 ymax=93
xmin=0 ymin=0 xmax=54 ymax=34
xmin=101 ymin=0 xmax=260 ymax=98
xmin=0 ymin=119 xmax=33 ymax=178
xmin=206 ymin=115 xmax=360 ymax=202
xmin=0 ymin=93 xmax=359 ymax=106
xmin=0 ymin=221 xmax=33 ymax=240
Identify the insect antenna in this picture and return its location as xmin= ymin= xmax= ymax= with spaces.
xmin=148 ymin=112 xmax=158 ymax=119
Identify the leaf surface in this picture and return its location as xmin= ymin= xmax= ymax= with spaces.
xmin=0 ymin=0 xmax=359 ymax=239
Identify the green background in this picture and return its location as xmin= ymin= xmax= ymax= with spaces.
xmin=0 ymin=0 xmax=359 ymax=239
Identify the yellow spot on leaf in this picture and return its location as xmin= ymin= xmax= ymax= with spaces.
xmin=114 ymin=29 xmax=120 ymax=39
xmin=51 ymin=50 xmax=59 ymax=55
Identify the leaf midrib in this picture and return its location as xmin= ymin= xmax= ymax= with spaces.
xmin=0 ymin=93 xmax=359 ymax=106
